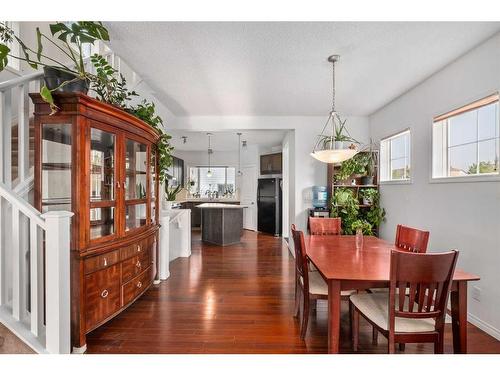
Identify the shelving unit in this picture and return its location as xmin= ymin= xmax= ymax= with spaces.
xmin=326 ymin=150 xmax=381 ymax=235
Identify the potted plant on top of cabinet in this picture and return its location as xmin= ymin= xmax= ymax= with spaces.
xmin=0 ymin=21 xmax=110 ymax=113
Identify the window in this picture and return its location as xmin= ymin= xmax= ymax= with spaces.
xmin=3 ymin=21 xmax=20 ymax=71
xmin=189 ymin=166 xmax=236 ymax=197
xmin=432 ymin=94 xmax=499 ymax=179
xmin=380 ymin=129 xmax=411 ymax=182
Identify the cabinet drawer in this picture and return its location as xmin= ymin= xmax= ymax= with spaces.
xmin=122 ymin=266 xmax=154 ymax=306
xmin=122 ymin=253 xmax=149 ymax=283
xmin=84 ymin=249 xmax=120 ymax=275
xmin=84 ymin=264 xmax=121 ymax=332
xmin=121 ymin=237 xmax=150 ymax=260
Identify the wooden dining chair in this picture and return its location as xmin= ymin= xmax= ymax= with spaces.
xmin=309 ymin=217 xmax=342 ymax=235
xmin=350 ymin=249 xmax=459 ymax=353
xmin=370 ymin=224 xmax=431 ymax=346
xmin=291 ymin=224 xmax=355 ymax=339
xmin=395 ymin=224 xmax=430 ymax=253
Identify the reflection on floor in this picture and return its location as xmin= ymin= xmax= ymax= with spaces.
xmin=85 ymin=230 xmax=500 ymax=353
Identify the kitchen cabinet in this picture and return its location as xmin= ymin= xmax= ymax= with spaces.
xmin=260 ymin=152 xmax=282 ymax=175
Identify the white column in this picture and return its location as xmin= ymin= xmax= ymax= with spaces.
xmin=41 ymin=210 xmax=73 ymax=354
xmin=158 ymin=213 xmax=170 ymax=281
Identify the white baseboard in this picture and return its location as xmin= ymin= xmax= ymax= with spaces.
xmin=467 ymin=313 xmax=500 ymax=341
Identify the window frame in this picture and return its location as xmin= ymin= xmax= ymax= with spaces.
xmin=430 ymin=92 xmax=500 ymax=184
xmin=188 ymin=165 xmax=237 ymax=197
xmin=379 ymin=128 xmax=412 ymax=185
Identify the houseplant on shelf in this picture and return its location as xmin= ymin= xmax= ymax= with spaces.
xmin=359 ymin=188 xmax=378 ymax=205
xmin=0 ymin=21 xmax=110 ymax=113
xmin=330 ymin=187 xmax=359 ymax=234
xmin=359 ymin=140 xmax=378 ymax=185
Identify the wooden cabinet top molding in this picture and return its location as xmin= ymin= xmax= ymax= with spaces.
xmin=29 ymin=93 xmax=161 ymax=143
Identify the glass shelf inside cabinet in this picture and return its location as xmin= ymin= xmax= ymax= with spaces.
xmin=90 ymin=128 xmax=115 ymax=202
xmin=125 ymin=139 xmax=148 ymax=200
xmin=41 ymin=123 xmax=72 ymax=213
xmin=125 ymin=203 xmax=147 ymax=231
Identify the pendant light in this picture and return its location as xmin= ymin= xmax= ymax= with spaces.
xmin=310 ymin=55 xmax=358 ymax=164
xmin=206 ymin=133 xmax=213 ymax=177
xmin=237 ymin=132 xmax=243 ymax=176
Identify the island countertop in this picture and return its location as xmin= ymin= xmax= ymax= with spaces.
xmin=196 ymin=203 xmax=248 ymax=209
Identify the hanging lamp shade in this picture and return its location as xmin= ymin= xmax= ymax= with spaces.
xmin=311 ymin=55 xmax=358 ymax=164
xmin=310 ymin=148 xmax=358 ymax=164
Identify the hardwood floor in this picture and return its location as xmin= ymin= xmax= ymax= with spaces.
xmin=86 ymin=230 xmax=500 ymax=354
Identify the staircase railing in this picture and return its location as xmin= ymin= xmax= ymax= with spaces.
xmin=0 ymin=182 xmax=72 ymax=353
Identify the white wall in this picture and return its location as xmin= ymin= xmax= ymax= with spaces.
xmin=369 ymin=32 xmax=500 ymax=339
xmin=167 ymin=115 xmax=370 ymax=233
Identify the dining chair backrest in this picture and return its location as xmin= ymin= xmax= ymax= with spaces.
xmin=309 ymin=217 xmax=342 ymax=235
xmin=395 ymin=224 xmax=430 ymax=253
xmin=388 ymin=249 xmax=458 ymax=327
xmin=291 ymin=224 xmax=309 ymax=290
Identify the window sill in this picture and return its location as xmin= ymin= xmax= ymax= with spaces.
xmin=430 ymin=174 xmax=500 ymax=184
xmin=380 ymin=179 xmax=412 ymax=186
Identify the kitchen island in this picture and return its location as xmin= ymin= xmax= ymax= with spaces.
xmin=197 ymin=203 xmax=247 ymax=246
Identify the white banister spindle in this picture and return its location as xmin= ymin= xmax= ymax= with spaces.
xmin=41 ymin=210 xmax=73 ymax=354
xmin=29 ymin=220 xmax=43 ymax=336
xmin=1 ymin=89 xmax=12 ymax=186
xmin=11 ymin=206 xmax=20 ymax=320
xmin=18 ymin=84 xmax=30 ymax=181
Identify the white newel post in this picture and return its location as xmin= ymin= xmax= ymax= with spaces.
xmin=159 ymin=213 xmax=171 ymax=281
xmin=41 ymin=210 xmax=74 ymax=354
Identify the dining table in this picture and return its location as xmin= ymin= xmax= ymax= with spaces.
xmin=305 ymin=234 xmax=480 ymax=354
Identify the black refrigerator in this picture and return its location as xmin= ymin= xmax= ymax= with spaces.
xmin=257 ymin=178 xmax=282 ymax=236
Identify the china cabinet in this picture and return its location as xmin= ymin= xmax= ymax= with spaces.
xmin=31 ymin=93 xmax=160 ymax=351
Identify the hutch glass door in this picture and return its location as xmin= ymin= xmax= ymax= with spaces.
xmin=41 ymin=123 xmax=72 ymax=213
xmin=124 ymin=138 xmax=148 ymax=231
xmin=89 ymin=127 xmax=116 ymax=240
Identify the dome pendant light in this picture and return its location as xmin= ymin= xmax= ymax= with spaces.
xmin=310 ymin=55 xmax=358 ymax=164
xmin=207 ymin=133 xmax=213 ymax=177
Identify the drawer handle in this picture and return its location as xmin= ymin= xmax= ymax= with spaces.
xmin=103 ymin=258 xmax=107 ymax=267
xmin=101 ymin=289 xmax=109 ymax=298
xmin=137 ymin=244 xmax=141 ymax=252
xmin=137 ymin=281 xmax=142 ymax=289
xmin=136 ymin=260 xmax=142 ymax=268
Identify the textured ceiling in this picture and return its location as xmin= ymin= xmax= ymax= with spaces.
xmin=168 ymin=129 xmax=287 ymax=151
xmin=107 ymin=22 xmax=500 ymax=116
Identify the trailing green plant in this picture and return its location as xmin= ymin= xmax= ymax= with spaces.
xmin=0 ymin=21 xmax=110 ymax=112
xmin=335 ymin=153 xmax=367 ymax=182
xmin=359 ymin=188 xmax=378 ymax=204
xmin=330 ymin=188 xmax=359 ymax=234
xmin=90 ymin=53 xmax=137 ymax=107
xmin=359 ymin=139 xmax=378 ymax=177
xmin=128 ymin=99 xmax=174 ymax=184
xmin=351 ymin=219 xmax=373 ymax=235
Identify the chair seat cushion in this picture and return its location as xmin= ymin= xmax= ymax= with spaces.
xmin=350 ymin=293 xmax=435 ymax=333
xmin=301 ymin=271 xmax=356 ymax=297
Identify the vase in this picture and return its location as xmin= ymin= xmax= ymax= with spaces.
xmin=355 ymin=228 xmax=363 ymax=250
xmin=164 ymin=200 xmax=174 ymax=211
